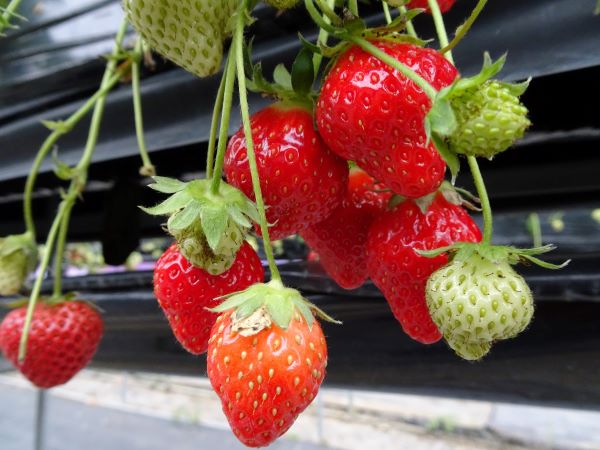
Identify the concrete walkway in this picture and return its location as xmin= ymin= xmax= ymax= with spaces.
xmin=1 ymin=369 xmax=599 ymax=450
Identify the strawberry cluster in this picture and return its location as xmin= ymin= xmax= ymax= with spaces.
xmin=0 ymin=0 xmax=567 ymax=447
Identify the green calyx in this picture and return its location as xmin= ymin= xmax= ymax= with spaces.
xmin=426 ymin=53 xmax=531 ymax=164
xmin=246 ymin=45 xmax=317 ymax=108
xmin=141 ymin=177 xmax=259 ymax=275
xmin=417 ymin=242 xmax=570 ymax=271
xmin=209 ymin=279 xmax=340 ymax=334
xmin=0 ymin=232 xmax=38 ymax=296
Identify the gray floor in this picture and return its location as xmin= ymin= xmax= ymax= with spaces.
xmin=0 ymin=385 xmax=328 ymax=450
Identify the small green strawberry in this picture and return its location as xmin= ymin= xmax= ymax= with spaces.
xmin=422 ymin=243 xmax=567 ymax=360
xmin=141 ymin=177 xmax=259 ymax=275
xmin=426 ymin=53 xmax=531 ymax=162
xmin=124 ymin=0 xmax=239 ymax=78
xmin=448 ymin=80 xmax=530 ymax=159
xmin=264 ymin=0 xmax=300 ymax=9
xmin=0 ymin=233 xmax=37 ymax=296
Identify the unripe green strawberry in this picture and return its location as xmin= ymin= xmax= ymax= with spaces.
xmin=448 ymin=80 xmax=531 ymax=159
xmin=124 ymin=0 xmax=238 ymax=78
xmin=142 ymin=177 xmax=259 ymax=276
xmin=0 ymin=233 xmax=37 ymax=296
xmin=168 ymin=215 xmax=245 ymax=276
xmin=264 ymin=0 xmax=300 ymax=9
xmin=426 ymin=251 xmax=533 ymax=360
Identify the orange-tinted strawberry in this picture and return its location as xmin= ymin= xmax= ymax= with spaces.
xmin=207 ymin=280 xmax=330 ymax=447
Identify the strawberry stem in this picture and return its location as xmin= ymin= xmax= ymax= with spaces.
xmin=346 ymin=35 xmax=438 ymax=100
xmin=399 ymin=5 xmax=418 ymax=38
xmin=428 ymin=0 xmax=493 ymax=245
xmin=427 ymin=0 xmax=453 ymax=62
xmin=18 ymin=18 xmax=130 ymax=361
xmin=382 ymin=1 xmax=392 ymax=24
xmin=0 ymin=0 xmax=24 ymax=35
xmin=234 ymin=1 xmax=282 ymax=282
xmin=210 ymin=47 xmax=237 ymax=195
xmin=441 ymin=0 xmax=488 ymax=55
xmin=312 ymin=0 xmax=337 ymax=72
xmin=22 ymin=65 xmax=128 ymax=240
xmin=52 ymin=201 xmax=74 ymax=297
xmin=206 ymin=60 xmax=229 ymax=179
xmin=467 ymin=155 xmax=492 ymax=244
xmin=348 ymin=0 xmax=359 ymax=16
xmin=131 ymin=38 xmax=156 ymax=177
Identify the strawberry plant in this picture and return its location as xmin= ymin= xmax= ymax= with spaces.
xmin=1 ymin=0 xmax=573 ymax=445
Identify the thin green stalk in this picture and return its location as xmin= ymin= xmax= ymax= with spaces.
xmin=22 ymin=69 xmax=126 ymax=239
xmin=210 ymin=48 xmax=237 ymax=194
xmin=312 ymin=0 xmax=337 ymax=72
xmin=382 ymin=1 xmax=392 ymax=24
xmin=234 ymin=4 xmax=281 ymax=282
xmin=314 ymin=0 xmax=341 ymax=24
xmin=206 ymin=64 xmax=228 ymax=178
xmin=131 ymin=38 xmax=156 ymax=177
xmin=0 ymin=0 xmax=24 ymax=34
xmin=399 ymin=5 xmax=417 ymax=38
xmin=18 ymin=199 xmax=72 ymax=360
xmin=348 ymin=0 xmax=358 ymax=16
xmin=467 ymin=156 xmax=492 ymax=244
xmin=441 ymin=0 xmax=488 ymax=54
xmin=427 ymin=0 xmax=454 ymax=63
xmin=526 ymin=213 xmax=542 ymax=248
xmin=347 ymin=35 xmax=438 ymax=100
xmin=51 ymin=201 xmax=74 ymax=298
xmin=18 ymin=18 xmax=129 ymax=361
xmin=429 ymin=0 xmax=493 ymax=245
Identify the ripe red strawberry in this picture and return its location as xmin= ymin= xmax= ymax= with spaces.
xmin=301 ymin=167 xmax=392 ymax=289
xmin=367 ymin=193 xmax=481 ymax=343
xmin=207 ymin=301 xmax=327 ymax=447
xmin=154 ymin=242 xmax=264 ymax=355
xmin=224 ymin=103 xmax=348 ymax=240
xmin=0 ymin=301 xmax=103 ymax=388
xmin=316 ymin=42 xmax=457 ymax=199
xmin=408 ymin=0 xmax=456 ymax=13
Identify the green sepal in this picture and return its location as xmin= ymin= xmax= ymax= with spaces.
xmin=425 ymin=97 xmax=457 ymax=138
xmin=52 ymin=148 xmax=77 ymax=181
xmin=417 ymin=242 xmax=569 ymax=271
xmin=139 ymin=189 xmax=191 ymax=216
xmin=166 ymin=203 xmax=197 ymax=231
xmin=208 ymin=280 xmax=339 ymax=331
xmin=41 ymin=120 xmax=71 ymax=133
xmin=273 ymin=64 xmax=293 ymax=90
xmin=291 ymin=47 xmax=316 ymax=96
xmin=200 ymin=203 xmax=229 ymax=253
xmin=431 ymin=135 xmax=460 ymax=184
xmin=148 ymin=176 xmax=187 ymax=194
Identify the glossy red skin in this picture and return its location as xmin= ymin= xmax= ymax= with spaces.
xmin=367 ymin=194 xmax=481 ymax=343
xmin=154 ymin=242 xmax=264 ymax=355
xmin=409 ymin=0 xmax=456 ymax=13
xmin=301 ymin=168 xmax=392 ymax=289
xmin=224 ymin=104 xmax=348 ymax=240
xmin=0 ymin=301 xmax=103 ymax=388
xmin=207 ymin=311 xmax=327 ymax=447
xmin=316 ymin=42 xmax=458 ymax=199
